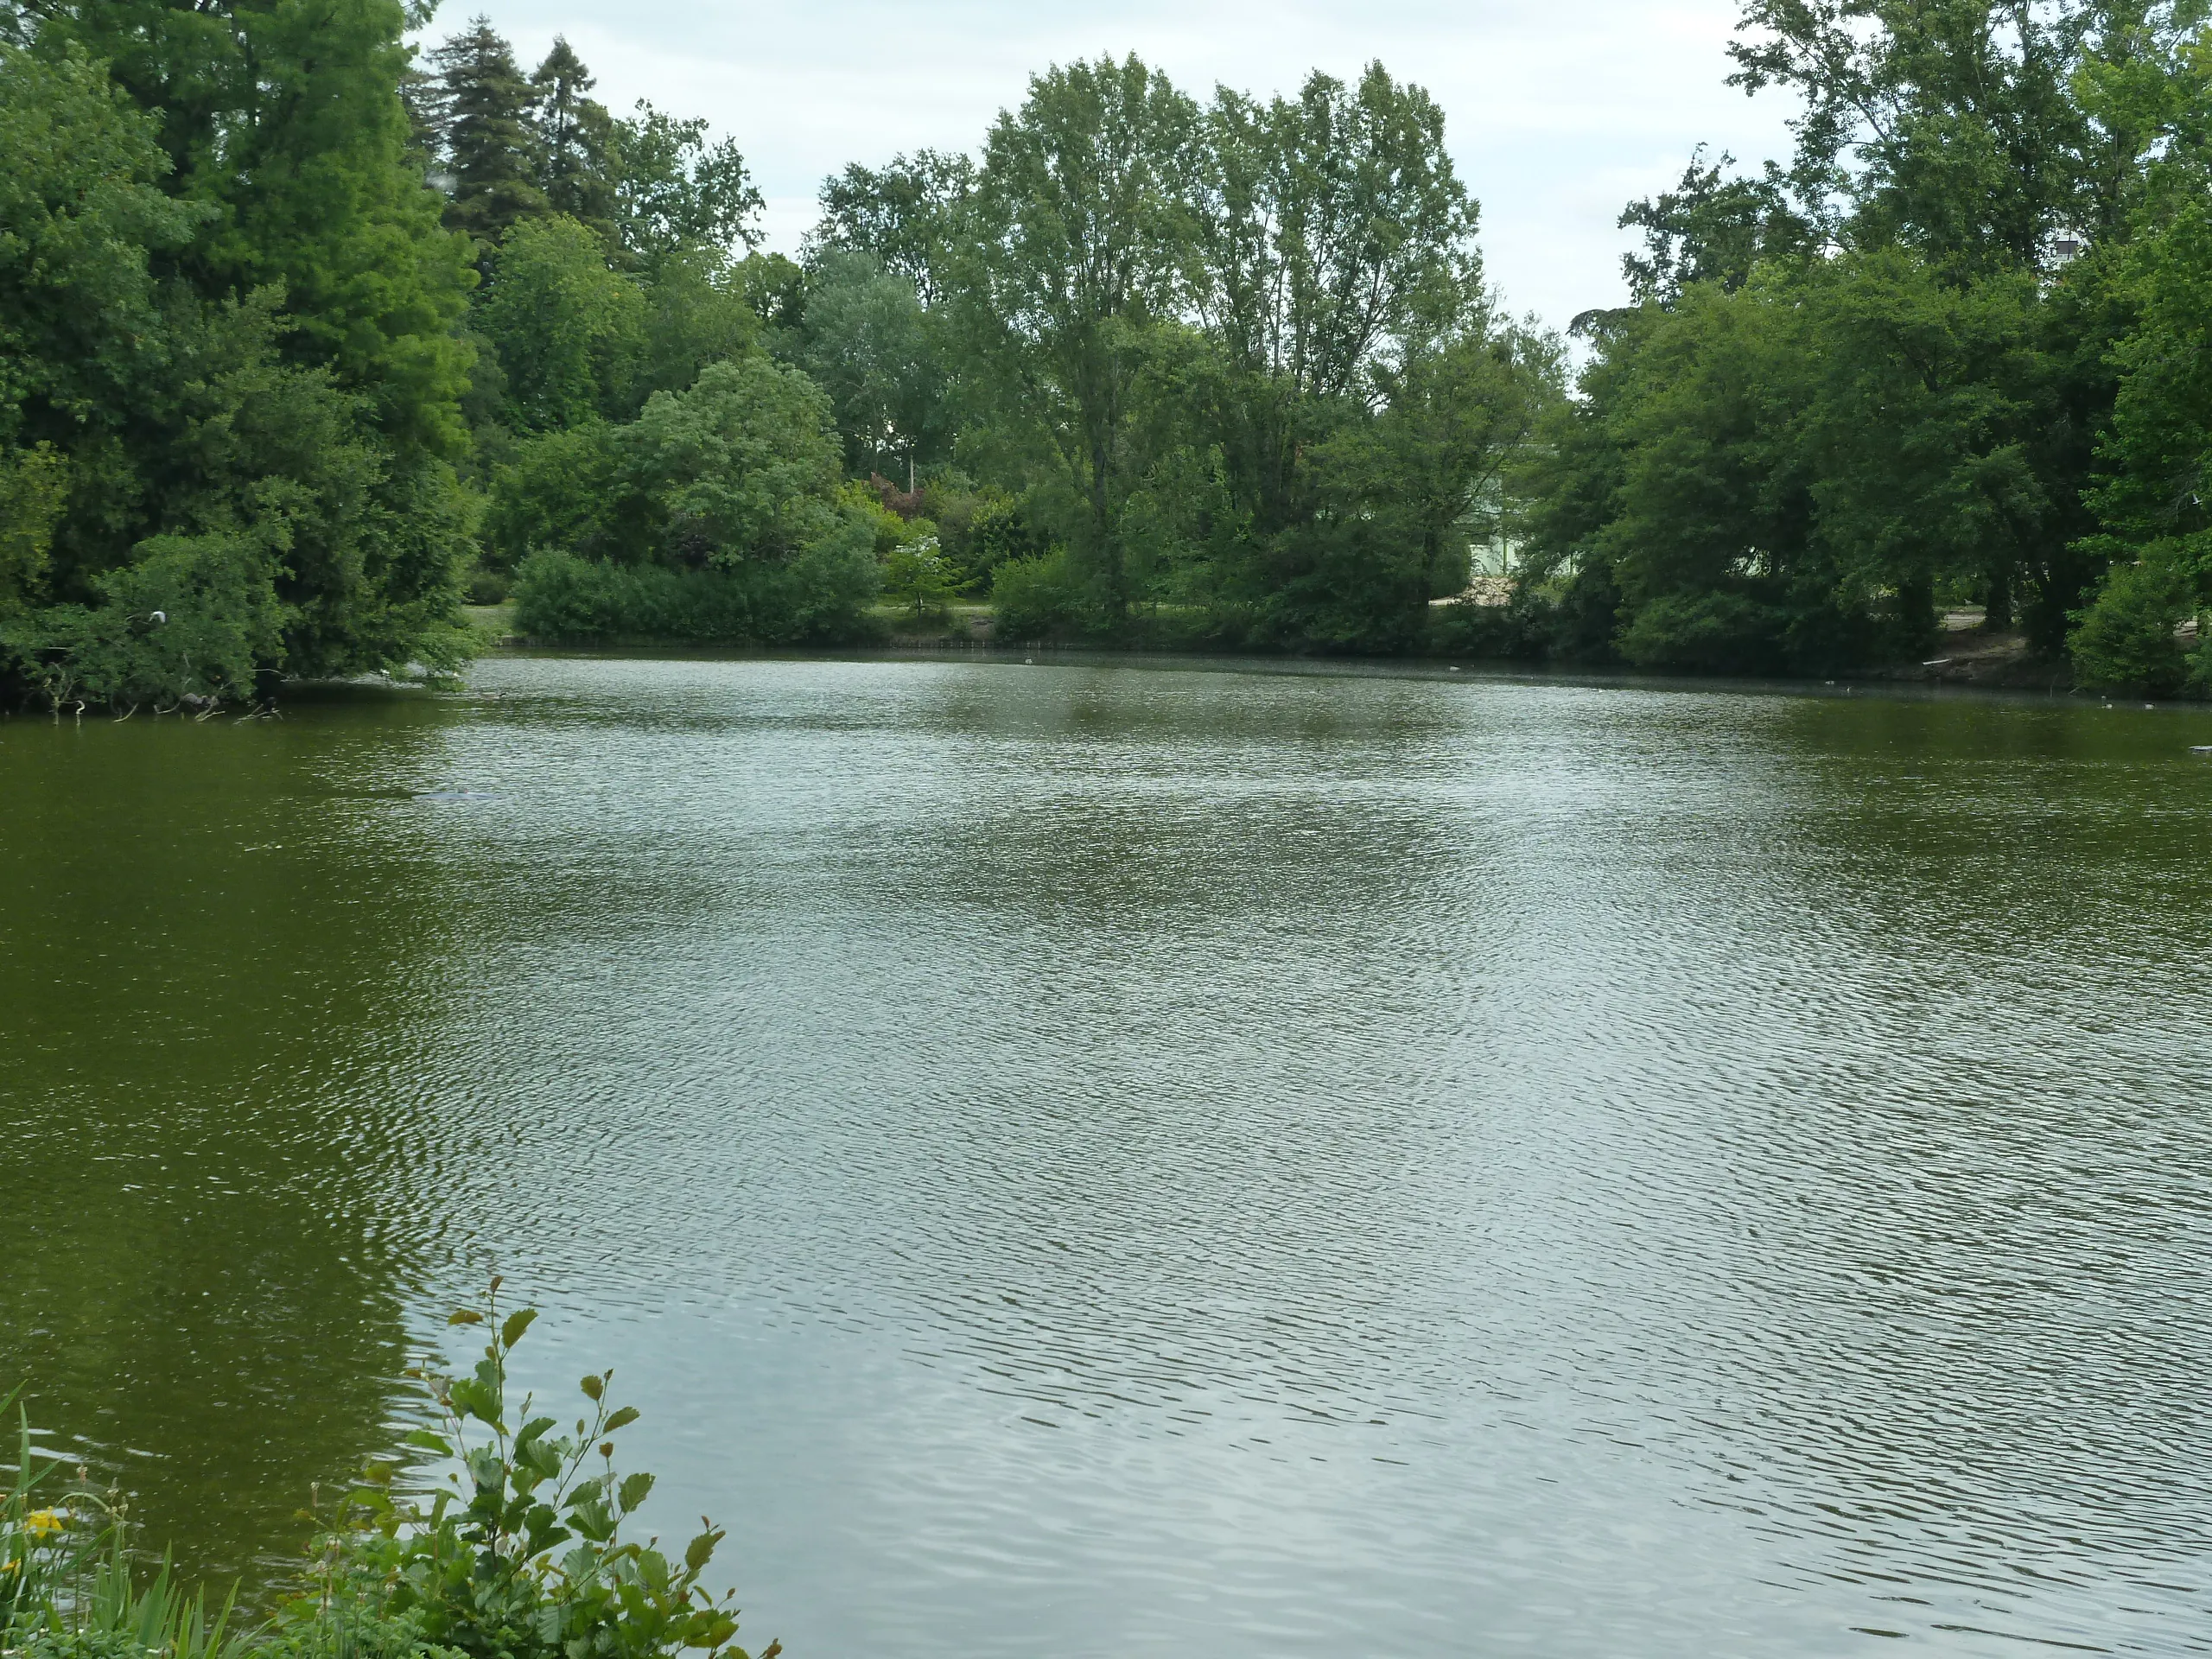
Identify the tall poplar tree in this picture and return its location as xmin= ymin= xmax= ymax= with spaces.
xmin=1190 ymin=65 xmax=1487 ymax=538
xmin=964 ymin=55 xmax=1200 ymax=620
xmin=814 ymin=149 xmax=976 ymax=306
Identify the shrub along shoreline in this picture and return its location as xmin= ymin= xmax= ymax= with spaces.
xmin=1 ymin=1287 xmax=779 ymax=1659
xmin=493 ymin=575 xmax=2101 ymax=699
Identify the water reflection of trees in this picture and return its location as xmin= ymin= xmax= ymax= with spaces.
xmin=0 ymin=696 xmax=467 ymax=1590
xmin=1595 ymin=692 xmax=2212 ymax=1634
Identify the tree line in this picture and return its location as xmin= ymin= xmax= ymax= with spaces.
xmin=3 ymin=0 xmax=2209 ymax=706
xmin=470 ymin=33 xmax=1554 ymax=657
xmin=1521 ymin=0 xmax=2212 ymax=694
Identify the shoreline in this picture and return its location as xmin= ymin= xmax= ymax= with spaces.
xmin=460 ymin=604 xmax=2165 ymax=709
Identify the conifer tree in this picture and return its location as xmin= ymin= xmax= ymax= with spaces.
xmin=532 ymin=37 xmax=619 ymax=240
xmin=429 ymin=16 xmax=545 ymax=247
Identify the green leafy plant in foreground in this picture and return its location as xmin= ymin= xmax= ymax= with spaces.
xmin=1 ymin=1288 xmax=778 ymax=1659
xmin=324 ymin=1281 xmax=777 ymax=1659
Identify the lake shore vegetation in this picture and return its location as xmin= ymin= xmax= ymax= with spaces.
xmin=1522 ymin=0 xmax=2212 ymax=696
xmin=2 ymin=1285 xmax=779 ymax=1659
xmin=3 ymin=0 xmax=2209 ymax=703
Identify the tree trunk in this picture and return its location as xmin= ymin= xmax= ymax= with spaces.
xmin=1982 ymin=564 xmax=2012 ymax=632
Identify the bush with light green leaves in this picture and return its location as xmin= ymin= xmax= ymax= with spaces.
xmin=330 ymin=1281 xmax=777 ymax=1659
xmin=0 ymin=1288 xmax=779 ymax=1659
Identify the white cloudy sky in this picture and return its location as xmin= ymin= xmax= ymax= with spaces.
xmin=421 ymin=0 xmax=1801 ymax=331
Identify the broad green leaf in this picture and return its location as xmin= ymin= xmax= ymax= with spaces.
xmin=466 ymin=1445 xmax=505 ymax=1495
xmin=446 ymin=1378 xmax=489 ymax=1421
xmin=684 ymin=1527 xmax=722 ymax=1572
xmin=617 ymin=1471 xmax=654 ymax=1514
xmin=501 ymin=1308 xmax=538 ymax=1350
xmin=602 ymin=1406 xmax=639 ymax=1433
xmin=568 ymin=1491 xmax=617 ymax=1542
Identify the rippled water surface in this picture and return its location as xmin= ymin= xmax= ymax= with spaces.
xmin=5 ymin=656 xmax=2211 ymax=1656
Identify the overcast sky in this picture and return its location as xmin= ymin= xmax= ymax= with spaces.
xmin=420 ymin=0 xmax=1800 ymax=332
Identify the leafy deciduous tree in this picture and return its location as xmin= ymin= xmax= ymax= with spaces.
xmin=963 ymin=54 xmax=1201 ymax=620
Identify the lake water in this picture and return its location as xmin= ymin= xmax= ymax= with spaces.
xmin=4 ymin=654 xmax=2210 ymax=1657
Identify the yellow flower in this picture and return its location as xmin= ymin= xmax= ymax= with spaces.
xmin=23 ymin=1510 xmax=63 ymax=1541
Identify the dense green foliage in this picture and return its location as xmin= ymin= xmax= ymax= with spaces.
xmin=1517 ymin=0 xmax=2212 ymax=690
xmin=0 ymin=0 xmax=842 ymax=702
xmin=0 ymin=3 xmax=477 ymax=709
xmin=1 ymin=1291 xmax=778 ymax=1659
xmin=915 ymin=57 xmax=1556 ymax=648
xmin=469 ymin=29 xmax=1554 ymax=654
xmin=11 ymin=1 xmax=2212 ymax=693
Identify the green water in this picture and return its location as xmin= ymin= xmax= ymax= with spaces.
xmin=4 ymin=656 xmax=2210 ymax=1656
